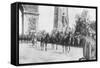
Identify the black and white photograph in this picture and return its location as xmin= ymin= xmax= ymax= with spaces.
xmin=18 ymin=3 xmax=97 ymax=64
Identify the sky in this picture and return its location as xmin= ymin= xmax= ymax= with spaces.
xmin=68 ymin=7 xmax=83 ymax=29
xmin=38 ymin=6 xmax=54 ymax=34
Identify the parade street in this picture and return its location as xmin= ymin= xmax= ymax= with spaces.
xmin=19 ymin=42 xmax=83 ymax=64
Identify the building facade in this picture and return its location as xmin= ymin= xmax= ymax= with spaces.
xmin=19 ymin=4 xmax=39 ymax=36
xmin=54 ymin=7 xmax=69 ymax=32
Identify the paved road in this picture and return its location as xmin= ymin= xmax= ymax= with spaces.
xmin=19 ymin=42 xmax=83 ymax=64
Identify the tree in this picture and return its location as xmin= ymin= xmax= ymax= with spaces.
xmin=75 ymin=10 xmax=90 ymax=36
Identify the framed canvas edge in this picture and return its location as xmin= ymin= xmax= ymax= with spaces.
xmin=11 ymin=2 xmax=98 ymax=66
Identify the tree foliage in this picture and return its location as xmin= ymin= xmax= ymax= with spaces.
xmin=75 ymin=9 xmax=96 ymax=42
xmin=75 ymin=10 xmax=91 ymax=36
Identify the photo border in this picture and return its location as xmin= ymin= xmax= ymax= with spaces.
xmin=11 ymin=2 xmax=98 ymax=66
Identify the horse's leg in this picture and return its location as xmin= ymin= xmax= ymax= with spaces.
xmin=56 ymin=44 xmax=58 ymax=50
xmin=32 ymin=40 xmax=34 ymax=47
xmin=68 ymin=46 xmax=70 ymax=53
xmin=68 ymin=41 xmax=71 ymax=53
xmin=64 ymin=43 xmax=69 ymax=53
xmin=45 ymin=43 xmax=47 ymax=51
xmin=43 ymin=42 xmax=45 ymax=50
xmin=62 ymin=45 xmax=65 ymax=53
xmin=34 ymin=39 xmax=36 ymax=47
xmin=65 ymin=46 xmax=68 ymax=52
xmin=41 ymin=42 xmax=43 ymax=51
